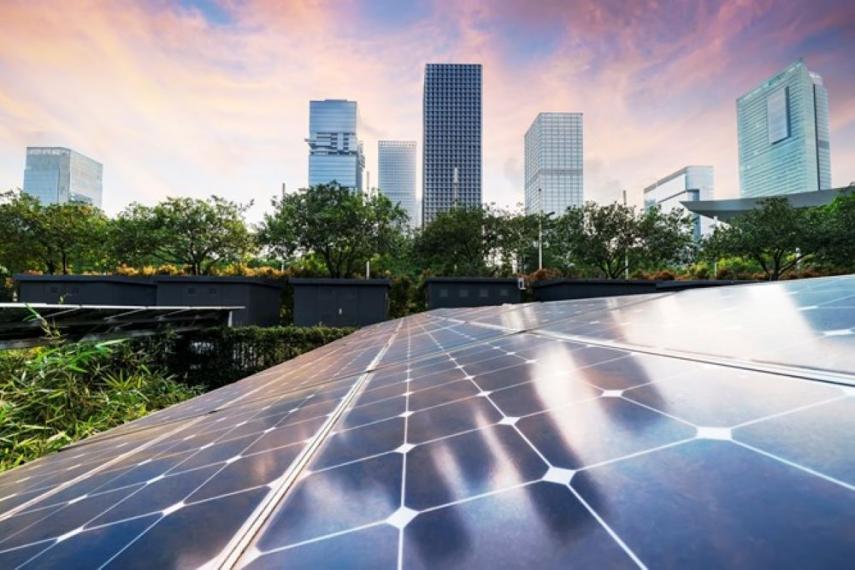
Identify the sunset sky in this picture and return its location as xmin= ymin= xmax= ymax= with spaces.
xmin=0 ymin=0 xmax=853 ymax=220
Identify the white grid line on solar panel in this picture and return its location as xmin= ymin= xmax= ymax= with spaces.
xmin=0 ymin=370 xmax=370 ymax=566
xmin=213 ymin=319 xmax=404 ymax=568
xmin=58 ymin=325 xmax=399 ymax=450
xmin=240 ymin=330 xmax=853 ymax=567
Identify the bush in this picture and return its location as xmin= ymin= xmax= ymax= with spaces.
xmin=134 ymin=325 xmax=354 ymax=390
xmin=0 ymin=338 xmax=200 ymax=471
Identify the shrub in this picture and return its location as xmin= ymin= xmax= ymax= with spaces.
xmin=133 ymin=325 xmax=354 ymax=390
xmin=0 ymin=338 xmax=199 ymax=471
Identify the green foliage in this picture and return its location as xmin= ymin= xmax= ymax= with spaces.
xmin=550 ymin=202 xmax=694 ymax=279
xmin=111 ymin=196 xmax=256 ymax=275
xmin=134 ymin=325 xmax=354 ymax=389
xmin=702 ymin=197 xmax=825 ymax=280
xmin=817 ymin=192 xmax=855 ymax=270
xmin=258 ymin=184 xmax=409 ymax=278
xmin=0 ymin=190 xmax=109 ymax=274
xmin=0 ymin=338 xmax=199 ymax=471
xmin=413 ymin=206 xmax=499 ymax=276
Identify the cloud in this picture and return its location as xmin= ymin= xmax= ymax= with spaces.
xmin=0 ymin=0 xmax=852 ymax=220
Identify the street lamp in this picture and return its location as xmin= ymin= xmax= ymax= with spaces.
xmin=537 ymin=188 xmax=554 ymax=271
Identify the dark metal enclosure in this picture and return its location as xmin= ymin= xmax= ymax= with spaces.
xmin=291 ymin=278 xmax=390 ymax=327
xmin=425 ymin=277 xmax=522 ymax=309
xmin=153 ymin=276 xmax=282 ymax=326
xmin=15 ymin=275 xmax=157 ymax=306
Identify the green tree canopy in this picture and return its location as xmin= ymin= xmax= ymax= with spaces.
xmin=550 ymin=201 xmax=694 ymax=279
xmin=413 ymin=206 xmax=501 ymax=276
xmin=817 ymin=191 xmax=855 ymax=271
xmin=258 ymin=184 xmax=409 ymax=278
xmin=112 ymin=196 xmax=255 ymax=275
xmin=0 ymin=190 xmax=108 ymax=274
xmin=702 ymin=197 xmax=825 ymax=280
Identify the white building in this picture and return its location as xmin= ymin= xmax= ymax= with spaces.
xmin=378 ymin=140 xmax=418 ymax=228
xmin=643 ymin=166 xmax=714 ymax=239
xmin=524 ymin=112 xmax=583 ymax=216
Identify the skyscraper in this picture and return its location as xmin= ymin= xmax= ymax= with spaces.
xmin=22 ymin=147 xmax=103 ymax=208
xmin=737 ymin=60 xmax=831 ymax=198
xmin=307 ymin=99 xmax=364 ymax=191
xmin=524 ymin=112 xmax=583 ymax=216
xmin=643 ymin=165 xmax=714 ymax=239
xmin=378 ymin=140 xmax=418 ymax=228
xmin=422 ymin=63 xmax=482 ymax=225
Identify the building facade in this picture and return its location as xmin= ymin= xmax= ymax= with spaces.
xmin=524 ymin=112 xmax=583 ymax=216
xmin=422 ymin=63 xmax=482 ymax=225
xmin=737 ymin=60 xmax=831 ymax=198
xmin=307 ymin=99 xmax=364 ymax=192
xmin=378 ymin=140 xmax=418 ymax=228
xmin=22 ymin=147 xmax=103 ymax=208
xmin=643 ymin=165 xmax=714 ymax=239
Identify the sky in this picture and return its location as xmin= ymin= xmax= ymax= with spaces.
xmin=0 ymin=0 xmax=853 ymax=221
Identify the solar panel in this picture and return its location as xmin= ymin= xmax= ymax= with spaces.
xmin=0 ymin=303 xmax=239 ymax=349
xmin=0 ymin=276 xmax=853 ymax=568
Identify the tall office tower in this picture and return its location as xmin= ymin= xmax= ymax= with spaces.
xmin=737 ymin=60 xmax=831 ymax=198
xmin=378 ymin=140 xmax=418 ymax=228
xmin=643 ymin=165 xmax=714 ymax=239
xmin=422 ymin=63 xmax=482 ymax=225
xmin=22 ymin=147 xmax=103 ymax=208
xmin=307 ymin=99 xmax=364 ymax=192
xmin=524 ymin=112 xmax=583 ymax=216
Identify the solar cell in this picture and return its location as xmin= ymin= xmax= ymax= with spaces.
xmin=1 ymin=276 xmax=853 ymax=568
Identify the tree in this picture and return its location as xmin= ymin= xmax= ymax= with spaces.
xmin=413 ymin=206 xmax=500 ymax=276
xmin=702 ymin=197 xmax=824 ymax=280
xmin=0 ymin=190 xmax=108 ymax=274
xmin=112 ymin=196 xmax=255 ymax=275
xmin=551 ymin=201 xmax=694 ymax=279
xmin=817 ymin=192 xmax=855 ymax=270
xmin=258 ymin=184 xmax=409 ymax=278
xmin=492 ymin=207 xmax=542 ymax=275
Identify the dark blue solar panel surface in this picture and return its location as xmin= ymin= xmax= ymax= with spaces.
xmin=1 ymin=276 xmax=853 ymax=569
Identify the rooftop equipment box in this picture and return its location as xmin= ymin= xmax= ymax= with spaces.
xmin=153 ymin=276 xmax=282 ymax=327
xmin=426 ymin=277 xmax=522 ymax=309
xmin=291 ymin=278 xmax=390 ymax=327
xmin=15 ymin=275 xmax=157 ymax=306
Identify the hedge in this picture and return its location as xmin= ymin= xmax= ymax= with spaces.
xmin=134 ymin=325 xmax=354 ymax=389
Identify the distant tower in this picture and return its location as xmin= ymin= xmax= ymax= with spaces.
xmin=378 ymin=141 xmax=418 ymax=228
xmin=524 ymin=113 xmax=583 ymax=216
xmin=422 ymin=63 xmax=482 ymax=225
xmin=306 ymin=99 xmax=364 ymax=191
xmin=23 ymin=147 xmax=103 ymax=208
xmin=737 ymin=60 xmax=831 ymax=197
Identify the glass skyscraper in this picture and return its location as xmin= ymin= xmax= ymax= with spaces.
xmin=378 ymin=140 xmax=418 ymax=228
xmin=643 ymin=165 xmax=714 ymax=240
xmin=307 ymin=99 xmax=364 ymax=192
xmin=524 ymin=112 xmax=583 ymax=216
xmin=422 ymin=63 xmax=482 ymax=225
xmin=737 ymin=60 xmax=831 ymax=198
xmin=22 ymin=147 xmax=103 ymax=208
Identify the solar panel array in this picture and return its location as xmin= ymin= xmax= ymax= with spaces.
xmin=1 ymin=276 xmax=853 ymax=568
xmin=0 ymin=304 xmax=238 ymax=349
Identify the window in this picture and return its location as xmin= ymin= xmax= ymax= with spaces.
xmin=479 ymin=288 xmax=489 ymax=298
xmin=459 ymin=289 xmax=469 ymax=298
xmin=439 ymin=288 xmax=449 ymax=298
xmin=767 ymin=87 xmax=789 ymax=143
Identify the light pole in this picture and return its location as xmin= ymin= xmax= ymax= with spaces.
xmin=538 ymin=188 xmax=543 ymax=271
xmin=622 ymin=189 xmax=629 ymax=279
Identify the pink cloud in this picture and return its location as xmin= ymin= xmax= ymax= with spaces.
xmin=0 ymin=0 xmax=852 ymax=220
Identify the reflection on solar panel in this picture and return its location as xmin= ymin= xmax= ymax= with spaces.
xmin=1 ymin=276 xmax=853 ymax=568
xmin=0 ymin=304 xmax=239 ymax=349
